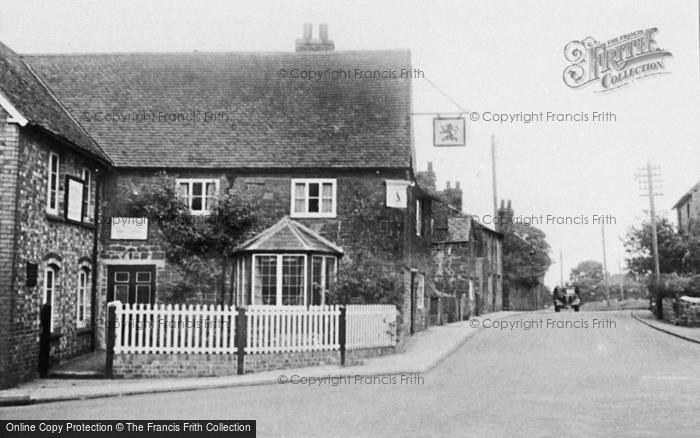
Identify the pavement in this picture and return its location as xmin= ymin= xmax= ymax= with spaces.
xmin=632 ymin=309 xmax=700 ymax=343
xmin=0 ymin=311 xmax=517 ymax=406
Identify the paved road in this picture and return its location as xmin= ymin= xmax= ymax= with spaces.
xmin=3 ymin=311 xmax=700 ymax=437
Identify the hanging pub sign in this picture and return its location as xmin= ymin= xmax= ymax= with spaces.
xmin=433 ymin=117 xmax=466 ymax=147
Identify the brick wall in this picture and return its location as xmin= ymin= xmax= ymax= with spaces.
xmin=1 ymin=124 xmax=103 ymax=388
xmin=662 ymin=298 xmax=700 ymax=326
xmin=0 ymin=111 xmax=20 ymax=388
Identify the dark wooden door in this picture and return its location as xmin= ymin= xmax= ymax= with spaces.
xmin=107 ymin=265 xmax=156 ymax=305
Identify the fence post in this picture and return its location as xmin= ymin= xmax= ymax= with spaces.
xmin=236 ymin=307 xmax=247 ymax=375
xmin=106 ymin=304 xmax=116 ymax=378
xmin=339 ymin=306 xmax=347 ymax=366
xmin=38 ymin=304 xmax=51 ymax=377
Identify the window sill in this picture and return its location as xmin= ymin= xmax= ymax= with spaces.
xmin=290 ymin=213 xmax=337 ymax=219
xmin=45 ymin=213 xmax=96 ymax=230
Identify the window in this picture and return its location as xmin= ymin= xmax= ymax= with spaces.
xmin=43 ymin=266 xmax=58 ymax=332
xmin=46 ymin=152 xmax=60 ymax=215
xmin=291 ymin=179 xmax=336 ymax=218
xmin=82 ymin=168 xmax=92 ymax=222
xmin=415 ymin=200 xmax=422 ymax=236
xmin=253 ymin=254 xmax=307 ymax=305
xmin=311 ymin=255 xmax=337 ymax=305
xmin=77 ymin=269 xmax=91 ymax=326
xmin=176 ymin=179 xmax=219 ymax=214
xmin=416 ymin=273 xmax=425 ymax=309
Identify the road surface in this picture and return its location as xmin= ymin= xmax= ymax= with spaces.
xmin=3 ymin=311 xmax=700 ymax=437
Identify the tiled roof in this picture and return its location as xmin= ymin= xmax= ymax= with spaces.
xmin=0 ymin=42 xmax=110 ymax=164
xmin=672 ymin=180 xmax=700 ymax=209
xmin=234 ymin=216 xmax=343 ymax=255
xmin=23 ymin=50 xmax=413 ymax=169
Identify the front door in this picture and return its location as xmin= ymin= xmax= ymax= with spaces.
xmin=107 ymin=265 xmax=156 ymax=305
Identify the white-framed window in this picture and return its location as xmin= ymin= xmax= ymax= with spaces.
xmin=77 ymin=268 xmax=91 ymax=326
xmin=81 ymin=167 xmax=92 ymax=221
xmin=252 ymin=254 xmax=307 ymax=305
xmin=415 ymin=199 xmax=422 ymax=236
xmin=43 ymin=265 xmax=58 ymax=331
xmin=46 ymin=152 xmax=60 ymax=215
xmin=417 ymin=273 xmax=425 ymax=309
xmin=176 ymin=179 xmax=219 ymax=215
xmin=311 ymin=255 xmax=337 ymax=305
xmin=291 ymin=179 xmax=336 ymax=218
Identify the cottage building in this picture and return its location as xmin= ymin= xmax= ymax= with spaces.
xmin=0 ymin=42 xmax=111 ymax=388
xmin=419 ymin=163 xmax=504 ymax=322
xmin=0 ymin=25 xmax=439 ymax=388
xmin=673 ymin=180 xmax=700 ymax=235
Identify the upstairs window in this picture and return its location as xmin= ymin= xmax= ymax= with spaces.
xmin=177 ymin=179 xmax=219 ymax=215
xmin=46 ymin=152 xmax=60 ymax=215
xmin=82 ymin=168 xmax=92 ymax=221
xmin=291 ymin=179 xmax=336 ymax=218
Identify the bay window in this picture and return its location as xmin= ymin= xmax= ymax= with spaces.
xmin=253 ymin=254 xmax=306 ymax=306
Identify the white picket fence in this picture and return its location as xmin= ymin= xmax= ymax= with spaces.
xmin=346 ymin=304 xmax=397 ymax=350
xmin=109 ymin=302 xmax=397 ymax=355
xmin=246 ymin=305 xmax=340 ymax=354
xmin=112 ymin=302 xmax=236 ymax=354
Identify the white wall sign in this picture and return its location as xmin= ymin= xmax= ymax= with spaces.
xmin=385 ymin=180 xmax=410 ymax=209
xmin=434 ymin=117 xmax=466 ymax=146
xmin=111 ymin=217 xmax=149 ymax=240
xmin=65 ymin=177 xmax=85 ymax=223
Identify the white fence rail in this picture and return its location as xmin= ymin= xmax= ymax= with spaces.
xmin=246 ymin=305 xmax=340 ymax=354
xmin=109 ymin=302 xmax=397 ymax=355
xmin=346 ymin=304 xmax=397 ymax=350
xmin=112 ymin=302 xmax=237 ymax=354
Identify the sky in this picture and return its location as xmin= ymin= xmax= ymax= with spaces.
xmin=1 ymin=0 xmax=699 ymax=286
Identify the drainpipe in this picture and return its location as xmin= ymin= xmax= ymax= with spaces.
xmin=90 ymin=168 xmax=101 ymax=351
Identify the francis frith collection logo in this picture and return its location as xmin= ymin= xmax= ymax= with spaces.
xmin=563 ymin=27 xmax=672 ymax=92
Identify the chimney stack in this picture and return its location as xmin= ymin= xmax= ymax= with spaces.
xmin=441 ymin=181 xmax=462 ymax=212
xmin=416 ymin=161 xmax=436 ymax=191
xmin=296 ymin=23 xmax=335 ymax=52
xmin=496 ymin=199 xmax=514 ymax=235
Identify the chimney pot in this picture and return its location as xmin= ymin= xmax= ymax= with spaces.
xmin=507 ymin=199 xmax=512 ymax=209
xmin=303 ymin=23 xmax=312 ymax=40
xmin=455 ymin=181 xmax=460 ymax=189
xmin=500 ymin=200 xmax=505 ymax=208
xmin=427 ymin=161 xmax=433 ymax=172
xmin=319 ymin=23 xmax=329 ymax=41
xmin=446 ymin=181 xmax=451 ymax=189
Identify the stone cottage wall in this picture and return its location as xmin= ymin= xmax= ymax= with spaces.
xmin=1 ymin=122 xmax=103 ymax=387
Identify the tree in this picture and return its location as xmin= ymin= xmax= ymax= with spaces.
xmin=623 ymin=217 xmax=700 ymax=276
xmin=569 ymin=260 xmax=605 ymax=301
xmin=502 ymin=223 xmax=552 ymax=291
xmin=123 ymin=172 xmax=257 ymax=305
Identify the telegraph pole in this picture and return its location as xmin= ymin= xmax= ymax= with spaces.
xmin=602 ymin=223 xmax=609 ymax=304
xmin=618 ymin=260 xmax=625 ymax=301
xmin=491 ymin=134 xmax=498 ymax=220
xmin=636 ymin=163 xmax=662 ymax=282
